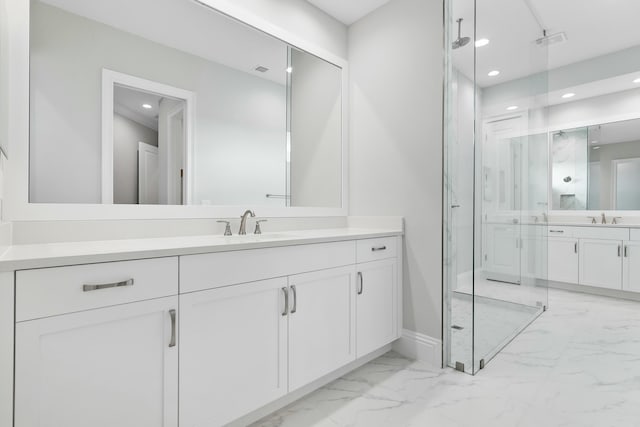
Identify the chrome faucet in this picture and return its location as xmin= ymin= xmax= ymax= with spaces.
xmin=238 ymin=210 xmax=255 ymax=235
xmin=601 ymin=212 xmax=607 ymax=224
xmin=542 ymin=212 xmax=548 ymax=223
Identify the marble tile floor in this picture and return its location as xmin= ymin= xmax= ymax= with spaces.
xmin=252 ymin=289 xmax=640 ymax=427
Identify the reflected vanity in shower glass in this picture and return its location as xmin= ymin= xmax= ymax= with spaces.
xmin=28 ymin=0 xmax=343 ymax=208
xmin=552 ymin=118 xmax=640 ymax=211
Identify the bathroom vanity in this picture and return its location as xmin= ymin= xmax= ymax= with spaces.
xmin=547 ymin=224 xmax=640 ymax=292
xmin=3 ymin=227 xmax=403 ymax=427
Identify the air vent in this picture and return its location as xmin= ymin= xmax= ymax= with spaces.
xmin=254 ymin=66 xmax=269 ymax=73
xmin=536 ymin=31 xmax=567 ymax=47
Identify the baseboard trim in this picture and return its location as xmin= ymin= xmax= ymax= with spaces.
xmin=392 ymin=329 xmax=442 ymax=367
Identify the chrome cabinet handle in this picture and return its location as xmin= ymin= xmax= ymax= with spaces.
xmin=625 ymin=246 xmax=629 ymax=258
xmin=618 ymin=245 xmax=622 ymax=257
xmin=83 ymin=278 xmax=134 ymax=292
xmin=290 ymin=285 xmax=297 ymax=314
xmin=357 ymin=272 xmax=363 ymax=295
xmin=549 ymin=230 xmax=564 ymax=233
xmin=281 ymin=287 xmax=289 ymax=316
xmin=169 ymin=309 xmax=176 ymax=348
xmin=574 ymin=242 xmax=578 ymax=254
xmin=371 ymin=246 xmax=387 ymax=252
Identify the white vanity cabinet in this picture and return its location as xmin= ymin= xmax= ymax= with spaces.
xmin=623 ymin=240 xmax=640 ymax=292
xmin=179 ymin=278 xmax=288 ymax=427
xmin=178 ymin=236 xmax=401 ymax=426
xmin=14 ymin=258 xmax=180 ymax=427
xmin=15 ymin=297 xmax=179 ymax=427
xmin=355 ymin=258 xmax=397 ymax=357
xmin=548 ymin=237 xmax=579 ymax=284
xmin=10 ymin=233 xmax=402 ymax=427
xmin=579 ymin=239 xmax=624 ymax=289
xmin=287 ymin=266 xmax=356 ymax=391
xmin=484 ymin=224 xmax=520 ymax=283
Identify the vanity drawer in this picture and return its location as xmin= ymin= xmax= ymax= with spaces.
xmin=572 ymin=227 xmax=629 ymax=241
xmin=356 ymin=237 xmax=397 ymax=263
xmin=180 ymin=241 xmax=356 ymax=293
xmin=547 ymin=227 xmax=574 ymax=237
xmin=16 ymin=257 xmax=178 ymax=322
xmin=629 ymin=229 xmax=640 ymax=241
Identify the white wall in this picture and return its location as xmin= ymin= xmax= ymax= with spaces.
xmin=290 ymin=48 xmax=342 ymax=208
xmin=549 ymin=87 xmax=640 ymax=129
xmin=29 ymin=2 xmax=287 ymax=205
xmin=349 ymin=0 xmax=443 ymax=339
xmin=113 ymin=113 xmax=158 ymax=204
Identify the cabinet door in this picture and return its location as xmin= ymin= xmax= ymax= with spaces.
xmin=288 ymin=266 xmax=356 ymax=392
xmin=179 ymin=278 xmax=288 ymax=427
xmin=485 ymin=224 xmax=521 ymax=283
xmin=579 ymin=239 xmax=623 ymax=289
xmin=548 ymin=237 xmax=579 ymax=284
xmin=356 ymin=259 xmax=397 ymax=357
xmin=623 ymin=241 xmax=640 ymax=292
xmin=15 ymin=296 xmax=178 ymax=427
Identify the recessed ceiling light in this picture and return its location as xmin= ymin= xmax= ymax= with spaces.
xmin=506 ymin=106 xmax=518 ymax=111
xmin=142 ymin=104 xmax=152 ymax=109
xmin=286 ymin=67 xmax=293 ymax=73
xmin=634 ymin=78 xmax=640 ymax=84
xmin=562 ymin=93 xmax=575 ymax=99
xmin=488 ymin=70 xmax=500 ymax=77
xmin=475 ymin=38 xmax=490 ymax=47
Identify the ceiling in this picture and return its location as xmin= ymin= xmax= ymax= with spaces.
xmin=306 ymin=0 xmax=391 ymax=25
xmin=452 ymin=0 xmax=640 ymax=88
xmin=114 ymin=86 xmax=166 ymax=131
xmin=41 ymin=0 xmax=289 ymax=85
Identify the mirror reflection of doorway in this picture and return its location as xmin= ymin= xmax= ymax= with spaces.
xmin=103 ymin=69 xmax=194 ymax=205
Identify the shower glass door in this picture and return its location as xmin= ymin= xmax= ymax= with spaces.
xmin=445 ymin=0 xmax=550 ymax=374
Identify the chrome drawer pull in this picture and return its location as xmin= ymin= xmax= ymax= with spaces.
xmin=169 ymin=309 xmax=176 ymax=348
xmin=281 ymin=287 xmax=289 ymax=316
xmin=549 ymin=230 xmax=564 ymax=233
xmin=290 ymin=285 xmax=297 ymax=314
xmin=371 ymin=246 xmax=387 ymax=252
xmin=357 ymin=272 xmax=363 ymax=295
xmin=83 ymin=278 xmax=134 ymax=292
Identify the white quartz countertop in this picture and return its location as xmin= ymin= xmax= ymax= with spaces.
xmin=0 ymin=227 xmax=403 ymax=272
xmin=484 ymin=221 xmax=640 ymax=228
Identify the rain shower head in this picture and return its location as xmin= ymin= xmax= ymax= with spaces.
xmin=452 ymin=18 xmax=470 ymax=50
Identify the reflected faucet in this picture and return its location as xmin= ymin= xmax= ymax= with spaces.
xmin=238 ymin=210 xmax=255 ymax=235
xmin=542 ymin=212 xmax=548 ymax=223
xmin=601 ymin=212 xmax=607 ymax=224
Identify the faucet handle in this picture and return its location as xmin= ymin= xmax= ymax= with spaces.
xmin=254 ymin=220 xmax=268 ymax=235
xmin=216 ymin=220 xmax=233 ymax=236
xmin=612 ymin=217 xmax=622 ymax=225
xmin=587 ymin=216 xmax=597 ymax=224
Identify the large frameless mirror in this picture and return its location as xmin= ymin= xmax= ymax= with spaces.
xmin=28 ymin=0 xmax=343 ymax=208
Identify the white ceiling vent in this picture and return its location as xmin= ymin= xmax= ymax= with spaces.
xmin=254 ymin=66 xmax=269 ymax=73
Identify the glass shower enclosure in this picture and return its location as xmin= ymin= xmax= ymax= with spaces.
xmin=444 ymin=0 xmax=550 ymax=374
